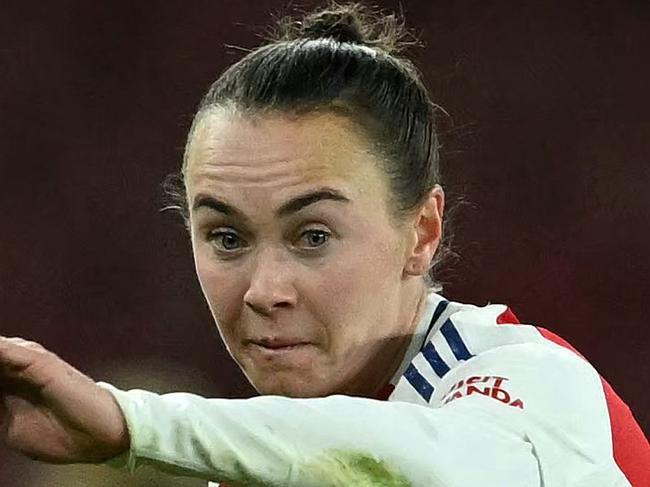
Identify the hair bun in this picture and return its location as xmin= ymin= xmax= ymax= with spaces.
xmin=302 ymin=10 xmax=366 ymax=45
xmin=273 ymin=1 xmax=420 ymax=55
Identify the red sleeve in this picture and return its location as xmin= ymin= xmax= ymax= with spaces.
xmin=498 ymin=308 xmax=650 ymax=486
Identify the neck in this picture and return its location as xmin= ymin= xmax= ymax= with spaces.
xmin=351 ymin=283 xmax=429 ymax=398
xmin=377 ymin=285 xmax=428 ymax=390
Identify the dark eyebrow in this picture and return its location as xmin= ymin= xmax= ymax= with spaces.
xmin=192 ymin=188 xmax=350 ymax=219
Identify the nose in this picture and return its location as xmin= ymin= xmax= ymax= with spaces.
xmin=243 ymin=247 xmax=297 ymax=316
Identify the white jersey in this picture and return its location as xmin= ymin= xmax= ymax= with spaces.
xmin=97 ymin=292 xmax=649 ymax=486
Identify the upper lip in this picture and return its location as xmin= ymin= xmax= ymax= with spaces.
xmin=249 ymin=337 xmax=310 ymax=349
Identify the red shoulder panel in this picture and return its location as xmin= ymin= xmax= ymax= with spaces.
xmin=497 ymin=307 xmax=649 ymax=486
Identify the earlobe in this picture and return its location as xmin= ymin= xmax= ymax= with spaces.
xmin=403 ymin=259 xmax=426 ymax=277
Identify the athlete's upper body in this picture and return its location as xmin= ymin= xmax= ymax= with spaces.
xmin=0 ymin=2 xmax=647 ymax=486
xmin=97 ymin=291 xmax=648 ymax=486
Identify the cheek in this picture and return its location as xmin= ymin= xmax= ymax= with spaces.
xmin=334 ymin=228 xmax=402 ymax=295
xmin=309 ymin=232 xmax=403 ymax=347
xmin=193 ymin=248 xmax=246 ymax=337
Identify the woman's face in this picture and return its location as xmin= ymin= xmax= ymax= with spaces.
xmin=184 ymin=110 xmax=442 ymax=398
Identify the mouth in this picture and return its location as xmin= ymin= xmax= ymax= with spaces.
xmin=247 ymin=337 xmax=313 ymax=355
xmin=250 ymin=338 xmax=310 ymax=349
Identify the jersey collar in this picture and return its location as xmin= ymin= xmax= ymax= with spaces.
xmin=383 ymin=291 xmax=449 ymax=391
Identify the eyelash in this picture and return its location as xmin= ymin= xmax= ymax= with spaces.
xmin=206 ymin=228 xmax=331 ymax=254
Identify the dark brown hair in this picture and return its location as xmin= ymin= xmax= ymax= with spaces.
xmin=164 ymin=1 xmax=455 ymax=291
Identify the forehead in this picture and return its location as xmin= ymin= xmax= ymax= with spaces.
xmin=184 ymin=110 xmax=388 ymax=196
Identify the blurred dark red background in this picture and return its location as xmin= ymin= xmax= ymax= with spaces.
xmin=1 ymin=0 xmax=648 ymax=484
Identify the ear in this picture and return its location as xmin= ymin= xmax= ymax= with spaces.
xmin=403 ymin=185 xmax=445 ymax=278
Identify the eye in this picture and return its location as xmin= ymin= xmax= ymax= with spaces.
xmin=207 ymin=230 xmax=246 ymax=252
xmin=299 ymin=229 xmax=331 ymax=248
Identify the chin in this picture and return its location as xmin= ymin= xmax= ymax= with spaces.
xmin=252 ymin=375 xmax=334 ymax=398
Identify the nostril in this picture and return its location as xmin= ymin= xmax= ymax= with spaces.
xmin=245 ymin=299 xmax=293 ymax=316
